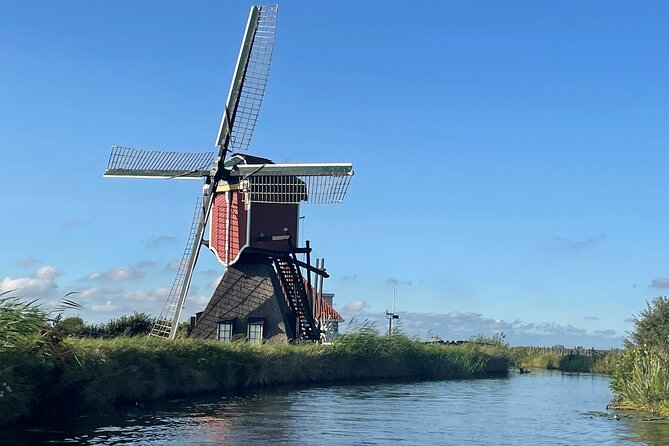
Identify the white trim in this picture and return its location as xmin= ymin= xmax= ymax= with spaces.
xmin=102 ymin=174 xmax=202 ymax=180
xmin=217 ymin=322 xmax=233 ymax=342
xmin=207 ymin=194 xmax=224 ymax=264
xmin=224 ymin=191 xmax=231 ymax=265
xmin=232 ymin=163 xmax=354 ymax=177
xmin=296 ymin=203 xmax=301 ymax=247
xmin=247 ymin=322 xmax=263 ymax=345
xmin=208 ymin=192 xmax=250 ymax=267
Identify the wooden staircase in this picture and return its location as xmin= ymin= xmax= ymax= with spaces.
xmin=273 ymin=257 xmax=320 ymax=341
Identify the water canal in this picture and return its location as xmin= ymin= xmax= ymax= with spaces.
xmin=4 ymin=369 xmax=669 ymax=445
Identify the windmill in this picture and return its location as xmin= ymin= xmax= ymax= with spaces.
xmin=103 ymin=5 xmax=352 ymax=342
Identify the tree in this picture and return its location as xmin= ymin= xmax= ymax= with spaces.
xmin=57 ymin=316 xmax=84 ymax=336
xmin=627 ymin=296 xmax=669 ymax=351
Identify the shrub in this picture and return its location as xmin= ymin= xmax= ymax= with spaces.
xmin=611 ymin=347 xmax=669 ymax=416
xmin=612 ymin=296 xmax=669 ymax=416
xmin=82 ymin=312 xmax=156 ymax=338
xmin=627 ymin=296 xmax=669 ymax=351
xmin=57 ymin=316 xmax=85 ymax=337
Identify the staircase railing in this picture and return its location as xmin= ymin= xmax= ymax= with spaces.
xmin=273 ymin=257 xmax=319 ymax=341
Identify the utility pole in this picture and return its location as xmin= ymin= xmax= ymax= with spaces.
xmin=386 ymin=287 xmax=399 ymax=335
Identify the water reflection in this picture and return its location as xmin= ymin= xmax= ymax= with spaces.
xmin=3 ymin=369 xmax=669 ymax=445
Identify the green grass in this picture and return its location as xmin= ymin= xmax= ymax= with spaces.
xmin=0 ymin=331 xmax=510 ymax=427
xmin=510 ymin=347 xmax=621 ymax=374
xmin=611 ymin=347 xmax=669 ymax=417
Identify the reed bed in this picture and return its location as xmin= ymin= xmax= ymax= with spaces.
xmin=0 ymin=330 xmax=509 ymax=426
xmin=610 ymin=347 xmax=669 ymax=416
xmin=510 ymin=347 xmax=621 ymax=374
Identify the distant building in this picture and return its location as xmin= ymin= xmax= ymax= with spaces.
xmin=320 ymin=293 xmax=344 ymax=343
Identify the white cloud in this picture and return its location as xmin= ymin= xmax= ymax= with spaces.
xmin=15 ymin=256 xmax=40 ymax=267
xmin=35 ymin=266 xmax=59 ymax=280
xmin=342 ymin=310 xmax=622 ymax=348
xmin=189 ymin=295 xmax=211 ymax=308
xmin=208 ymin=275 xmax=223 ymax=289
xmin=200 ymin=269 xmax=222 ymax=276
xmin=78 ymin=285 xmax=214 ymax=321
xmin=145 ymin=236 xmax=177 ymax=248
xmin=91 ymin=301 xmax=123 ymax=313
xmin=166 ymin=260 xmax=181 ymax=271
xmin=551 ymin=234 xmax=606 ymax=250
xmin=83 ymin=266 xmax=144 ymax=282
xmin=342 ymin=300 xmax=367 ymax=312
xmin=650 ymin=278 xmax=669 ymax=289
xmin=0 ymin=266 xmax=61 ymax=297
xmin=135 ymin=261 xmax=156 ymax=269
xmin=446 ymin=311 xmax=481 ymax=319
xmin=87 ymin=287 xmax=172 ymax=315
xmin=77 ymin=287 xmax=124 ymax=299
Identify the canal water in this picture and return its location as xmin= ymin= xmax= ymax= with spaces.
xmin=4 ymin=369 xmax=669 ymax=445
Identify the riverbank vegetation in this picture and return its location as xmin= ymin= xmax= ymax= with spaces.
xmin=611 ymin=296 xmax=669 ymax=417
xmin=0 ymin=296 xmax=509 ymax=427
xmin=511 ymin=347 xmax=621 ymax=374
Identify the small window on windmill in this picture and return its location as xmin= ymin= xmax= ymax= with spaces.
xmin=217 ymin=319 xmax=234 ymax=343
xmin=247 ymin=319 xmax=264 ymax=345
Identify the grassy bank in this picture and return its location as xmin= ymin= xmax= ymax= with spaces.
xmin=0 ymin=331 xmax=509 ymax=427
xmin=511 ymin=347 xmax=621 ymax=374
xmin=610 ymin=347 xmax=669 ymax=416
xmin=609 ymin=297 xmax=669 ymax=417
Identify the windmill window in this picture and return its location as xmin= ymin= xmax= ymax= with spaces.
xmin=247 ymin=322 xmax=264 ymax=345
xmin=218 ymin=322 xmax=233 ymax=342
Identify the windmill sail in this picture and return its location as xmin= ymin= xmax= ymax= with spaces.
xmin=224 ymin=162 xmax=354 ymax=204
xmin=150 ymin=196 xmax=205 ymax=338
xmin=104 ymin=146 xmax=214 ymax=179
xmin=151 ymin=5 xmax=279 ymax=338
xmin=215 ymin=4 xmax=278 ymax=155
xmin=228 ymin=4 xmax=278 ymax=152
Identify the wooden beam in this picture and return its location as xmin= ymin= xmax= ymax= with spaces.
xmin=230 ymin=163 xmax=353 ymax=177
xmin=215 ymin=182 xmax=243 ymax=193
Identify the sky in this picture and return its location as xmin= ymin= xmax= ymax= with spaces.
xmin=1 ymin=1 xmax=667 ymax=348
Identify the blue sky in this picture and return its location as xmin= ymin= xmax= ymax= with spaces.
xmin=1 ymin=1 xmax=667 ymax=347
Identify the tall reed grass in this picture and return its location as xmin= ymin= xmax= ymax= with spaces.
xmin=511 ymin=347 xmax=621 ymax=374
xmin=0 ymin=320 xmax=510 ymax=426
xmin=610 ymin=296 xmax=669 ymax=416
xmin=611 ymin=347 xmax=669 ymax=416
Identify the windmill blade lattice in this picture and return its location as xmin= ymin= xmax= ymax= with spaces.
xmin=229 ymin=163 xmax=354 ymax=204
xmin=105 ymin=146 xmax=215 ymax=179
xmin=229 ymin=4 xmax=278 ymax=152
xmin=150 ymin=196 xmax=204 ymax=339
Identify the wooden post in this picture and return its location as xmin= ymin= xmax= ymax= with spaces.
xmin=305 ymin=240 xmax=313 ymax=317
